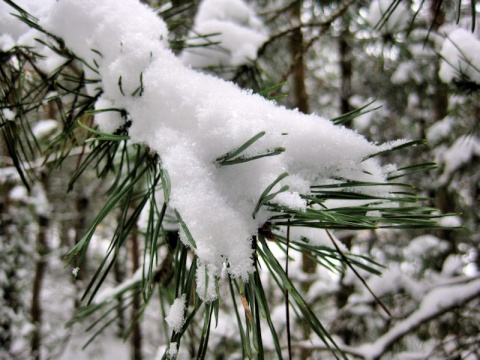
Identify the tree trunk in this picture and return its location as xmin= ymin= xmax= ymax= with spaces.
xmin=130 ymin=222 xmax=142 ymax=360
xmin=114 ymin=250 xmax=127 ymax=338
xmin=0 ymin=180 xmax=16 ymax=355
xmin=429 ymin=0 xmax=455 ymax=270
xmin=31 ymin=172 xmax=50 ymax=360
xmin=72 ymin=192 xmax=89 ymax=307
xmin=291 ymin=1 xmax=310 ymax=115
xmin=339 ymin=24 xmax=353 ymax=116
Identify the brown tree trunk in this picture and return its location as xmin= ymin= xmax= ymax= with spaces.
xmin=339 ymin=25 xmax=353 ymax=116
xmin=429 ymin=0 xmax=455 ymax=270
xmin=290 ymin=3 xmax=317 ymax=358
xmin=0 ymin=179 xmax=16 ymax=354
xmin=130 ymin=222 xmax=142 ymax=360
xmin=114 ymin=251 xmax=127 ymax=338
xmin=31 ymin=172 xmax=50 ymax=360
xmin=291 ymin=0 xmax=310 ymax=115
xmin=290 ymin=0 xmax=317 ymax=281
xmin=72 ymin=192 xmax=89 ymax=307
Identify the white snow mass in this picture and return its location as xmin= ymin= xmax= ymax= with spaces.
xmin=180 ymin=0 xmax=267 ymax=70
xmin=367 ymin=0 xmax=410 ymax=34
xmin=4 ymin=0 xmax=401 ymax=300
xmin=439 ymin=28 xmax=480 ymax=85
xmin=165 ymin=295 xmax=187 ymax=333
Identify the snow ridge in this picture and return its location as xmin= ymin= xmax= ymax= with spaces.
xmin=28 ymin=0 xmax=397 ymax=299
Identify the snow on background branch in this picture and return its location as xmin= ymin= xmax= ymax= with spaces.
xmin=180 ymin=0 xmax=268 ymax=70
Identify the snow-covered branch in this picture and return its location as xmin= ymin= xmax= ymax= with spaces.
xmin=7 ymin=0 xmax=401 ymax=299
xmin=293 ymin=277 xmax=480 ymax=359
xmin=354 ymin=277 xmax=480 ymax=359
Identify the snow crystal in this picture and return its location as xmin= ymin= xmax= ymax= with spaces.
xmin=0 ymin=0 xmax=401 ymax=299
xmin=167 ymin=342 xmax=178 ymax=357
xmin=165 ymin=295 xmax=186 ymax=333
xmin=72 ymin=267 xmax=80 ymax=277
xmin=180 ymin=0 xmax=267 ymax=70
xmin=439 ymin=28 xmax=480 ymax=85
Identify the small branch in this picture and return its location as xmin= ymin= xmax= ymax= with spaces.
xmin=285 ymin=220 xmax=292 ymax=360
xmin=355 ymin=277 xmax=480 ymax=360
xmin=326 ymin=230 xmax=391 ymax=317
xmin=258 ymin=0 xmax=358 ymax=57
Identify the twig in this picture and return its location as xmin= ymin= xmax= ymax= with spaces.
xmin=326 ymin=229 xmax=392 ymax=317
xmin=262 ymin=0 xmax=358 ymax=98
xmin=285 ymin=220 xmax=292 ymax=359
xmin=257 ymin=0 xmax=358 ymax=57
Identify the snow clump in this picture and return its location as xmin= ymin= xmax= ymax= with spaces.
xmin=180 ymin=0 xmax=267 ymax=70
xmin=165 ymin=295 xmax=187 ymax=333
xmin=439 ymin=28 xmax=480 ymax=85
xmin=3 ymin=0 xmax=403 ymax=300
xmin=367 ymin=0 xmax=410 ymax=34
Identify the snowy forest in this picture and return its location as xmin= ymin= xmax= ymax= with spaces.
xmin=0 ymin=0 xmax=479 ymax=359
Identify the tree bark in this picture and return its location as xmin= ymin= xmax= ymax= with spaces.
xmin=339 ymin=25 xmax=353 ymax=116
xmin=291 ymin=0 xmax=310 ymax=115
xmin=429 ymin=0 xmax=455 ymax=270
xmin=130 ymin=222 xmax=142 ymax=360
xmin=72 ymin=192 xmax=89 ymax=307
xmin=30 ymin=172 xmax=50 ymax=360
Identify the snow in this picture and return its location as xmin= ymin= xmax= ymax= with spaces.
xmin=32 ymin=119 xmax=59 ymax=140
xmin=404 ymin=235 xmax=448 ymax=259
xmin=391 ymin=61 xmax=423 ymax=85
xmin=2 ymin=108 xmax=15 ymax=121
xmin=426 ymin=116 xmax=454 ymax=145
xmin=356 ymin=277 xmax=480 ymax=360
xmin=167 ymin=342 xmax=178 ymax=357
xmin=438 ymin=215 xmax=462 ymax=228
xmin=165 ymin=295 xmax=186 ymax=333
xmin=367 ymin=0 xmax=410 ymax=34
xmin=4 ymin=0 xmax=402 ymax=300
xmin=180 ymin=0 xmax=267 ymax=70
xmin=94 ymin=266 xmax=143 ymax=304
xmin=439 ymin=28 xmax=480 ymax=85
xmin=9 ymin=185 xmax=28 ymax=201
xmin=436 ymin=135 xmax=480 ymax=184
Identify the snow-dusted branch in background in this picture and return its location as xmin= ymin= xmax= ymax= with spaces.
xmin=355 ymin=277 xmax=480 ymax=359
xmin=292 ymin=277 xmax=480 ymax=359
xmin=439 ymin=28 xmax=480 ymax=85
xmin=180 ymin=0 xmax=267 ymax=71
